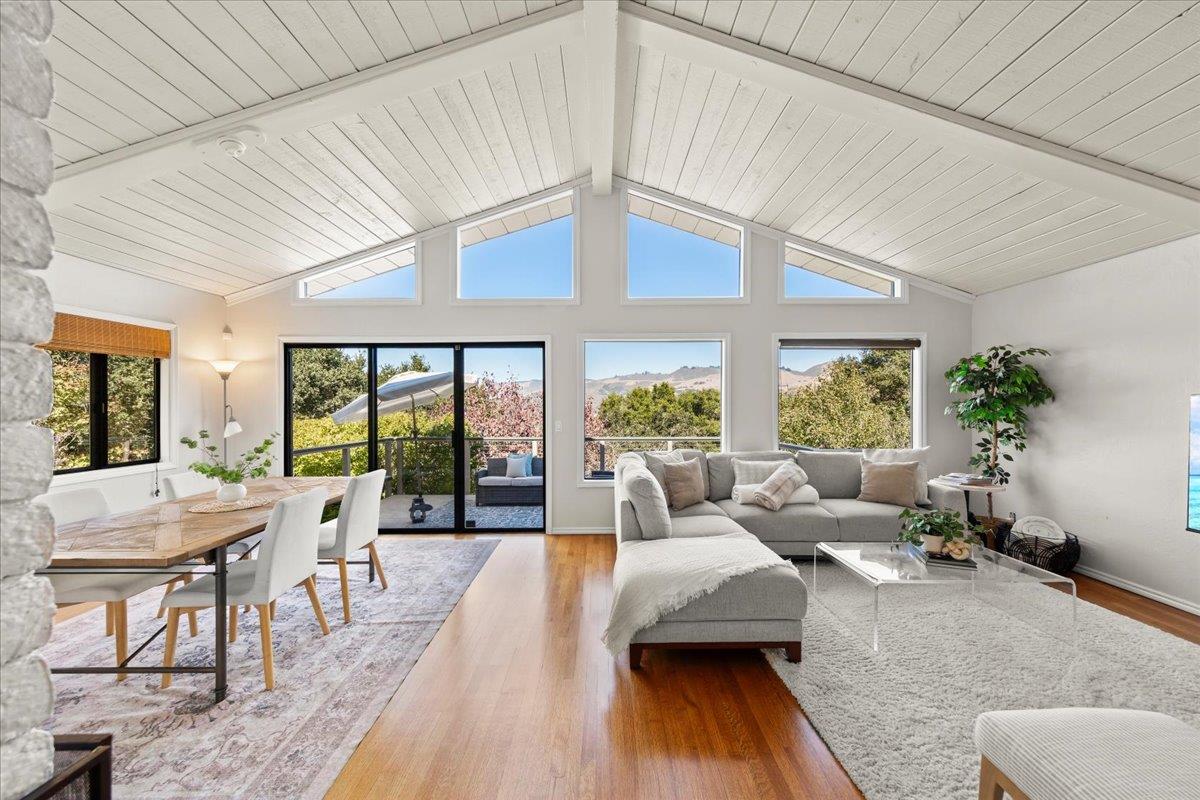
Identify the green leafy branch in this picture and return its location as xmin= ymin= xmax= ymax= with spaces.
xmin=180 ymin=429 xmax=279 ymax=484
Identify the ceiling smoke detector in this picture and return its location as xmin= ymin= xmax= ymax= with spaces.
xmin=219 ymin=138 xmax=247 ymax=159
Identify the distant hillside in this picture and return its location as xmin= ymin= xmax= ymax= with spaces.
xmin=579 ymin=363 xmax=831 ymax=400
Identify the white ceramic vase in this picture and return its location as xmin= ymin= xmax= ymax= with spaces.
xmin=921 ymin=534 xmax=945 ymax=554
xmin=217 ymin=482 xmax=247 ymax=503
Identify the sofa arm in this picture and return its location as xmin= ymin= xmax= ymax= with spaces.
xmin=616 ymin=498 xmax=644 ymax=543
xmin=474 ymin=468 xmax=489 ymax=482
xmin=927 ymin=482 xmax=967 ymax=517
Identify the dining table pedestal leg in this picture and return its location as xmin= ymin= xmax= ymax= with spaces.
xmin=213 ymin=545 xmax=228 ymax=703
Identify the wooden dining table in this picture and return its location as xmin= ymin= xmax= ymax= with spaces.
xmin=44 ymin=476 xmax=349 ymax=703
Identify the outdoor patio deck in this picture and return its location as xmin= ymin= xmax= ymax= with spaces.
xmin=379 ymin=493 xmax=543 ymax=531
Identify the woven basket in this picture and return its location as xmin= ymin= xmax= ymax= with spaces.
xmin=1000 ymin=529 xmax=1081 ymax=575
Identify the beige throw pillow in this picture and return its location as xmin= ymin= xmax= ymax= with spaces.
xmin=643 ymin=451 xmax=685 ymax=492
xmin=863 ymin=447 xmax=931 ymax=505
xmin=662 ymin=458 xmax=706 ymax=511
xmin=858 ymin=461 xmax=920 ymax=508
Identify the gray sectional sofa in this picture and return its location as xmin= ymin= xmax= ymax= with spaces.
xmin=611 ymin=448 xmax=964 ymax=667
xmin=615 ymin=448 xmax=965 ymax=556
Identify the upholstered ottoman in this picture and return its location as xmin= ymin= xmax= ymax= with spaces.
xmin=629 ymin=562 xmax=806 ymax=668
xmin=974 ymin=708 xmax=1200 ymax=800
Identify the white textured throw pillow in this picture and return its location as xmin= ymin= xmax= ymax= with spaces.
xmin=505 ymin=456 xmax=527 ymax=478
xmin=622 ymin=464 xmax=672 ymax=540
xmin=733 ymin=458 xmax=805 ymax=487
xmin=864 ymin=447 xmax=930 ymax=505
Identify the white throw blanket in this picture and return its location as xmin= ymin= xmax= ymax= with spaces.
xmin=603 ymin=533 xmax=789 ymax=654
xmin=731 ymin=483 xmax=819 ymax=505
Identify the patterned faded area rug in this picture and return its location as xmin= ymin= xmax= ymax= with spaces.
xmin=45 ymin=538 xmax=498 ymax=800
xmin=768 ymin=562 xmax=1200 ymax=800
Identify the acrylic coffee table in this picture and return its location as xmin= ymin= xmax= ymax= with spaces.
xmin=813 ymin=541 xmax=1077 ymax=652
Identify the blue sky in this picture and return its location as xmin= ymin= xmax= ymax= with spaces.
xmin=460 ymin=216 xmax=574 ymax=299
xmin=584 ymin=340 xmax=721 ymax=379
xmin=376 ymin=346 xmax=544 ymax=382
xmin=318 ymin=266 xmax=415 ymax=299
xmin=784 ymin=266 xmax=884 ymax=298
xmin=627 ymin=215 xmax=740 ymax=297
xmin=779 ymin=348 xmax=864 ymax=372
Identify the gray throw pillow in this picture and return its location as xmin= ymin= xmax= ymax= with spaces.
xmin=734 ymin=458 xmax=807 ymax=487
xmin=622 ymin=464 xmax=672 ymax=539
xmin=858 ymin=461 xmax=920 ymax=508
xmin=662 ymin=458 xmax=705 ymax=511
xmin=864 ymin=447 xmax=931 ymax=505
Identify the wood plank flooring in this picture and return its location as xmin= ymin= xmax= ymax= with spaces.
xmin=326 ymin=534 xmax=1199 ymax=799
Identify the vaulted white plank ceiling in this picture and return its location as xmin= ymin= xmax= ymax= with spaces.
xmin=45 ymin=0 xmax=1200 ymax=299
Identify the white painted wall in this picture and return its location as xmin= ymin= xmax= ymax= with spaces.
xmin=39 ymin=253 xmax=227 ymax=512
xmin=226 ymin=189 xmax=974 ymax=532
xmin=972 ymin=235 xmax=1200 ymax=612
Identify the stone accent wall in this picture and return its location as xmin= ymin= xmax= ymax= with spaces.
xmin=0 ymin=1 xmax=57 ymax=798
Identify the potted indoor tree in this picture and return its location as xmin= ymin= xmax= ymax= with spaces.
xmin=945 ymin=345 xmax=1054 ymax=533
xmin=181 ymin=430 xmax=279 ymax=502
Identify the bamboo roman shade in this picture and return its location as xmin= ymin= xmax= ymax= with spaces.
xmin=41 ymin=313 xmax=171 ymax=359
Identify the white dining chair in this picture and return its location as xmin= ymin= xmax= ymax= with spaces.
xmin=159 ymin=488 xmax=331 ymax=691
xmin=36 ymin=488 xmax=198 ymax=682
xmin=318 ymin=469 xmax=388 ymax=623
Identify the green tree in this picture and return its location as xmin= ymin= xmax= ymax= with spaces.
xmin=777 ymin=349 xmax=911 ymax=449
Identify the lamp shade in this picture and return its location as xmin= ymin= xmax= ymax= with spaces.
xmin=223 ymin=418 xmax=242 ymax=438
xmin=210 ymin=359 xmax=240 ymax=379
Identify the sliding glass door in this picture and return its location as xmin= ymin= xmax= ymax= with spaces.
xmin=284 ymin=342 xmax=545 ymax=533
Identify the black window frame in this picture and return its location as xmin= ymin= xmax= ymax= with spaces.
xmin=51 ymin=351 xmax=162 ymax=475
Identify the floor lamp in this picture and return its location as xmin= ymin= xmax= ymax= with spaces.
xmin=209 ymin=360 xmax=242 ymax=464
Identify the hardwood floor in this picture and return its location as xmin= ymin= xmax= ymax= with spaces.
xmin=50 ymin=534 xmax=1199 ymax=799
xmin=327 ymin=534 xmax=1199 ymax=800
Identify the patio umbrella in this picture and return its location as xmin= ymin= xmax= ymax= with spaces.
xmin=330 ymin=370 xmax=480 ymax=522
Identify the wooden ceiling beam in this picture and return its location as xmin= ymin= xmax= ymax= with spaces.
xmin=583 ymin=0 xmax=619 ymax=195
xmin=47 ymin=1 xmax=586 ymax=212
xmin=619 ymin=1 xmax=1200 ymax=230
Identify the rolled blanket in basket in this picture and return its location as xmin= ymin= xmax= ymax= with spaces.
xmin=753 ymin=462 xmax=808 ymax=511
xmin=1012 ymin=515 xmax=1066 ymax=541
xmin=731 ymin=483 xmax=819 ymax=506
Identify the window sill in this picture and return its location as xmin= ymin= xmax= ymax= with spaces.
xmin=578 ymin=479 xmax=615 ymax=488
xmin=51 ymin=462 xmax=176 ymax=487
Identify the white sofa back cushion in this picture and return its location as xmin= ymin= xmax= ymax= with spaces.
xmin=622 ymin=464 xmax=673 ymax=540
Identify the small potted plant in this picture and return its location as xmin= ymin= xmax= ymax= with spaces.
xmin=897 ymin=508 xmax=981 ymax=559
xmin=181 ymin=430 xmax=279 ymax=503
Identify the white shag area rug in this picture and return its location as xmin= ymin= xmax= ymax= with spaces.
xmin=768 ymin=562 xmax=1200 ymax=800
xmin=44 ymin=538 xmax=498 ymax=800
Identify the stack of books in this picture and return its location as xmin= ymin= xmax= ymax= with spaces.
xmin=904 ymin=542 xmax=979 ymax=571
xmin=936 ymin=472 xmax=995 ymax=487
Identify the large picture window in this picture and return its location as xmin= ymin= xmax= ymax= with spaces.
xmin=625 ymin=190 xmax=744 ymax=300
xmin=776 ymin=338 xmax=918 ymax=451
xmin=38 ymin=313 xmax=167 ymax=474
xmin=456 ymin=191 xmax=576 ymax=301
xmin=582 ymin=338 xmax=725 ymax=481
xmin=42 ymin=350 xmax=161 ymax=474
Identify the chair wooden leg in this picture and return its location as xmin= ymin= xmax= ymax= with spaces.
xmin=336 ymin=558 xmax=351 ymax=623
xmin=257 ymin=605 xmax=274 ymax=691
xmin=186 ymin=608 xmax=198 ymax=637
xmin=304 ymin=576 xmax=331 ymax=635
xmin=106 ymin=602 xmax=114 ymax=635
xmin=978 ymin=756 xmax=1012 ymax=800
xmin=229 ymin=604 xmax=238 ymax=643
xmin=161 ymin=608 xmax=181 ymax=689
xmin=367 ymin=541 xmax=388 ymax=590
xmin=157 ymin=579 xmax=176 ymax=619
xmin=269 ymin=599 xmax=276 ymax=620
xmin=114 ymin=600 xmax=128 ymax=682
